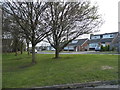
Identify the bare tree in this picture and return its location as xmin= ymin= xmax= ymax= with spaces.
xmin=26 ymin=38 xmax=30 ymax=55
xmin=2 ymin=12 xmax=24 ymax=56
xmin=45 ymin=2 xmax=103 ymax=58
xmin=3 ymin=1 xmax=50 ymax=64
xmin=19 ymin=37 xmax=26 ymax=55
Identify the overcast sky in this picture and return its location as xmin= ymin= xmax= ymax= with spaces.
xmin=91 ymin=0 xmax=119 ymax=34
xmin=2 ymin=0 xmax=119 ymax=34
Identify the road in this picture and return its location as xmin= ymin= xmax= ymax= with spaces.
xmin=37 ymin=51 xmax=120 ymax=55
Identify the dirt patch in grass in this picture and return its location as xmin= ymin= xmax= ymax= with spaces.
xmin=101 ymin=66 xmax=113 ymax=70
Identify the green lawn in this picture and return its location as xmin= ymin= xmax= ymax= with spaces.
xmin=2 ymin=53 xmax=118 ymax=88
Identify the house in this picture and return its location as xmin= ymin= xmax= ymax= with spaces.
xmin=88 ymin=32 xmax=119 ymax=51
xmin=2 ymin=32 xmax=14 ymax=52
xmin=64 ymin=38 xmax=89 ymax=51
xmin=110 ymin=32 xmax=120 ymax=51
xmin=2 ymin=39 xmax=13 ymax=52
xmin=35 ymin=44 xmax=55 ymax=51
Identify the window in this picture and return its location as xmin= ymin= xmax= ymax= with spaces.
xmin=110 ymin=34 xmax=113 ymax=37
xmin=72 ymin=40 xmax=78 ymax=43
xmin=103 ymin=34 xmax=114 ymax=38
xmin=89 ymin=43 xmax=98 ymax=48
xmin=91 ymin=36 xmax=100 ymax=39
xmin=64 ymin=46 xmax=74 ymax=50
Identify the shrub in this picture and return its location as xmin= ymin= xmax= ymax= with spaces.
xmin=101 ymin=45 xmax=110 ymax=51
xmin=112 ymin=47 xmax=115 ymax=51
xmin=101 ymin=45 xmax=104 ymax=51
xmin=107 ymin=45 xmax=110 ymax=51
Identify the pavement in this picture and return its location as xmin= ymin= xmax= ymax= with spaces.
xmin=37 ymin=51 xmax=120 ymax=55
xmin=35 ymin=80 xmax=119 ymax=89
xmin=93 ymin=85 xmax=119 ymax=88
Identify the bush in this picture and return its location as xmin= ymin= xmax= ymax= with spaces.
xmin=107 ymin=45 xmax=110 ymax=51
xmin=112 ymin=47 xmax=115 ymax=51
xmin=101 ymin=45 xmax=110 ymax=51
xmin=101 ymin=45 xmax=104 ymax=51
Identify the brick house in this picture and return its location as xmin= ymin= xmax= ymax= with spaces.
xmin=64 ymin=38 xmax=89 ymax=51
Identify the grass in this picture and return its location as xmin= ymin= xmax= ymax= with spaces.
xmin=2 ymin=53 xmax=118 ymax=88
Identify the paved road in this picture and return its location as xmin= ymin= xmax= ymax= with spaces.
xmin=37 ymin=51 xmax=120 ymax=55
xmin=94 ymin=85 xmax=119 ymax=88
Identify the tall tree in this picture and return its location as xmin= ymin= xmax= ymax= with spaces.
xmin=26 ymin=38 xmax=30 ymax=55
xmin=2 ymin=13 xmax=24 ymax=56
xmin=3 ymin=1 xmax=50 ymax=64
xmin=45 ymin=2 xmax=103 ymax=58
xmin=19 ymin=37 xmax=26 ymax=54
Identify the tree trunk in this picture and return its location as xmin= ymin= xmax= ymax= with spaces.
xmin=20 ymin=42 xmax=23 ymax=54
xmin=15 ymin=46 xmax=18 ymax=56
xmin=32 ymin=44 xmax=36 ymax=64
xmin=55 ymin=48 xmax=59 ymax=59
xmin=27 ymin=41 xmax=30 ymax=55
xmin=15 ymin=40 xmax=18 ymax=56
xmin=20 ymin=49 xmax=23 ymax=54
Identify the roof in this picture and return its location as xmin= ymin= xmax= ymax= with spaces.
xmin=91 ymin=32 xmax=118 ymax=36
xmin=88 ymin=38 xmax=114 ymax=44
xmin=112 ymin=34 xmax=120 ymax=44
xmin=69 ymin=38 xmax=88 ymax=46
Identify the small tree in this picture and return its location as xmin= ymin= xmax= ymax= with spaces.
xmin=112 ymin=47 xmax=115 ymax=51
xmin=19 ymin=39 xmax=26 ymax=54
xmin=105 ymin=45 xmax=108 ymax=51
xmin=101 ymin=45 xmax=110 ymax=51
xmin=107 ymin=45 xmax=110 ymax=51
xmin=101 ymin=45 xmax=104 ymax=51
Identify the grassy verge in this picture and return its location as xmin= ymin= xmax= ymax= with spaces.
xmin=2 ymin=53 xmax=118 ymax=88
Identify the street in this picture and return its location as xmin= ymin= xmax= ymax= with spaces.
xmin=37 ymin=51 xmax=120 ymax=55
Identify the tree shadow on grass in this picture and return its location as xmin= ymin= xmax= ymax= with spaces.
xmin=19 ymin=63 xmax=35 ymax=69
xmin=3 ymin=62 xmax=34 ymax=72
xmin=51 ymin=56 xmax=73 ymax=60
xmin=10 ymin=56 xmax=31 ymax=61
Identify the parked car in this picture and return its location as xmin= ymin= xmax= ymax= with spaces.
xmin=95 ymin=46 xmax=101 ymax=51
xmin=30 ymin=49 xmax=37 ymax=53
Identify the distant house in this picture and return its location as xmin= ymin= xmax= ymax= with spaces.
xmin=35 ymin=45 xmax=55 ymax=51
xmin=2 ymin=32 xmax=14 ymax=52
xmin=2 ymin=39 xmax=13 ymax=52
xmin=110 ymin=32 xmax=120 ymax=51
xmin=64 ymin=39 xmax=89 ymax=51
xmin=34 ymin=32 xmax=119 ymax=52
xmin=47 ymin=46 xmax=55 ymax=51
xmin=88 ymin=32 xmax=119 ymax=51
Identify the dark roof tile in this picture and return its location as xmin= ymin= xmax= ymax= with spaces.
xmin=88 ymin=38 xmax=114 ymax=43
xmin=69 ymin=38 xmax=88 ymax=46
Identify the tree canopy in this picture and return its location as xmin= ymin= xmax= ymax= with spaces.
xmin=44 ymin=2 xmax=103 ymax=58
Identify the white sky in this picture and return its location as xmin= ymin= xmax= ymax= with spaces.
xmin=80 ymin=0 xmax=120 ymax=39
xmin=91 ymin=0 xmax=119 ymax=34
